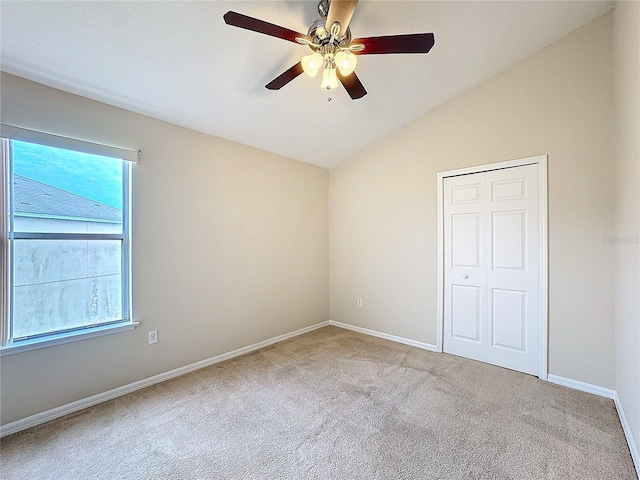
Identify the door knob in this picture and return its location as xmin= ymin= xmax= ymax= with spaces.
xmin=463 ymin=274 xmax=469 ymax=279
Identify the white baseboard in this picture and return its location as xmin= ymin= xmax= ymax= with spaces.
xmin=0 ymin=321 xmax=330 ymax=438
xmin=614 ymin=393 xmax=640 ymax=478
xmin=546 ymin=374 xmax=616 ymax=399
xmin=329 ymin=320 xmax=437 ymax=352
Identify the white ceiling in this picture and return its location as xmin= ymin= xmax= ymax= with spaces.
xmin=0 ymin=1 xmax=613 ymax=169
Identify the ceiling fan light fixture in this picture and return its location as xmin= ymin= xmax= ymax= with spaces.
xmin=335 ymin=50 xmax=357 ymax=76
xmin=224 ymin=0 xmax=435 ymax=100
xmin=302 ymin=52 xmax=323 ymax=77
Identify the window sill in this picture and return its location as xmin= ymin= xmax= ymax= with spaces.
xmin=0 ymin=321 xmax=139 ymax=356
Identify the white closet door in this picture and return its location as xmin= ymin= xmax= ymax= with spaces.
xmin=443 ymin=164 xmax=539 ymax=375
xmin=443 ymin=172 xmax=487 ymax=363
xmin=485 ymin=164 xmax=539 ymax=375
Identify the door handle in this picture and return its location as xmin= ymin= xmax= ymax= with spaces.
xmin=463 ymin=274 xmax=469 ymax=279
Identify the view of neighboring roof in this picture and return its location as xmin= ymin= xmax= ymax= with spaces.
xmin=13 ymin=175 xmax=121 ymax=223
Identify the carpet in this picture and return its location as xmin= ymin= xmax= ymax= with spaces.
xmin=0 ymin=326 xmax=636 ymax=479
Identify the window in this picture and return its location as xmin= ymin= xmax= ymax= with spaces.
xmin=1 ymin=131 xmax=137 ymax=353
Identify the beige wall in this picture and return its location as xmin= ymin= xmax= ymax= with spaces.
xmin=330 ymin=14 xmax=616 ymax=387
xmin=0 ymin=73 xmax=329 ymax=425
xmin=613 ymin=0 xmax=640 ymax=467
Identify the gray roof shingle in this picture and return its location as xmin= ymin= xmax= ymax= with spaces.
xmin=13 ymin=175 xmax=121 ymax=223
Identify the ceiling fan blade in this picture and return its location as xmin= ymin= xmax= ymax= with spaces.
xmin=353 ymin=33 xmax=435 ymax=55
xmin=223 ymin=11 xmax=305 ymax=44
xmin=326 ymin=0 xmax=359 ymax=37
xmin=337 ymin=71 xmax=367 ymax=100
xmin=265 ymin=63 xmax=304 ymax=90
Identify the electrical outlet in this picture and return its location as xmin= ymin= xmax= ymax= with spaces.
xmin=357 ymin=297 xmax=363 ymax=307
xmin=148 ymin=330 xmax=158 ymax=345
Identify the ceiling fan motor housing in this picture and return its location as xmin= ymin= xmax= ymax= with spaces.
xmin=317 ymin=0 xmax=330 ymax=18
xmin=307 ymin=16 xmax=352 ymax=51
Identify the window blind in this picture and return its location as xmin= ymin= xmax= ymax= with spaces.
xmin=0 ymin=124 xmax=140 ymax=163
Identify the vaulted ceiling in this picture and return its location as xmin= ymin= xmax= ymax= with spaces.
xmin=0 ymin=1 xmax=613 ymax=168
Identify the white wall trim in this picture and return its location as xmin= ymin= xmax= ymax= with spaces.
xmin=614 ymin=392 xmax=640 ymax=478
xmin=435 ymin=168 xmax=445 ymax=353
xmin=1 ymin=321 xmax=140 ymax=357
xmin=537 ymin=157 xmax=549 ymax=381
xmin=547 ymin=374 xmax=616 ymax=399
xmin=435 ymin=155 xmax=549 ymax=380
xmin=329 ymin=320 xmax=438 ymax=352
xmin=0 ymin=320 xmax=330 ymax=437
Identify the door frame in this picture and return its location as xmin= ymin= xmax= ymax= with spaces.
xmin=436 ymin=155 xmax=549 ymax=380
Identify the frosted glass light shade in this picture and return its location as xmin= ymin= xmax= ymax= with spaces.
xmin=301 ymin=53 xmax=323 ymax=77
xmin=335 ymin=51 xmax=357 ymax=76
xmin=321 ymin=67 xmax=339 ymax=90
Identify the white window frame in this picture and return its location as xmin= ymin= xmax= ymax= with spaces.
xmin=0 ymin=126 xmax=140 ymax=355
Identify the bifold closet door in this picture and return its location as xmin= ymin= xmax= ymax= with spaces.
xmin=443 ymin=164 xmax=539 ymax=375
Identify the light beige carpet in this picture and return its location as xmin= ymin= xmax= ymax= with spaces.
xmin=0 ymin=326 xmax=636 ymax=479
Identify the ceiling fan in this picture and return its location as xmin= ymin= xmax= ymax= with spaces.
xmin=223 ymin=0 xmax=435 ymax=100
